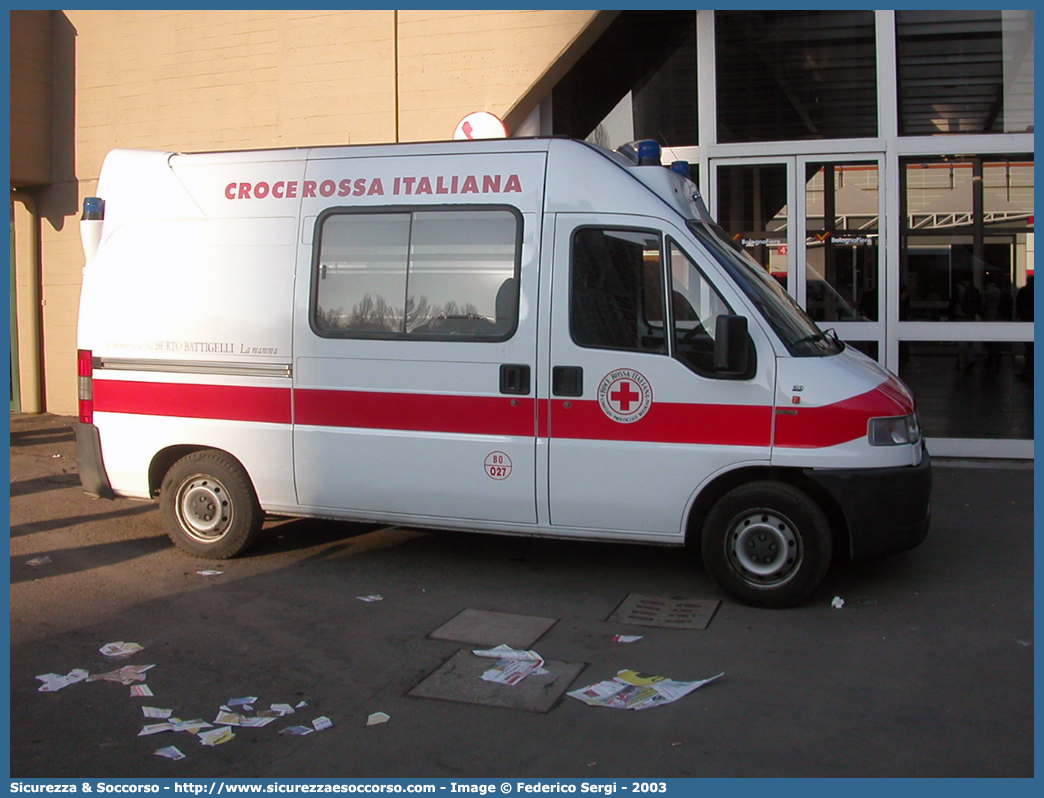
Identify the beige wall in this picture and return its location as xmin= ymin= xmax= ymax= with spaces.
xmin=12 ymin=196 xmax=42 ymax=413
xmin=10 ymin=10 xmax=53 ymax=186
xmin=15 ymin=9 xmax=602 ymax=414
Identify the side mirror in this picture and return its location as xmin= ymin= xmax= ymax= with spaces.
xmin=714 ymin=314 xmax=749 ymax=375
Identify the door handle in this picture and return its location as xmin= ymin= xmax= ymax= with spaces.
xmin=552 ymin=366 xmax=583 ymax=397
xmin=499 ymin=364 xmax=531 ymax=395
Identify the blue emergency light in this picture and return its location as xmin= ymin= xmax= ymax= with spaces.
xmin=82 ymin=197 xmax=105 ymax=221
xmin=670 ymin=161 xmax=691 ymax=178
xmin=636 ymin=140 xmax=662 ymax=166
xmin=616 ymin=140 xmax=662 ymax=167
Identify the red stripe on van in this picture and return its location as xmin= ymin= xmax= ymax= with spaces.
xmin=93 ymin=380 xmax=291 ymax=424
xmin=91 ymin=380 xmax=909 ymax=450
xmin=774 ymin=386 xmax=912 ymax=449
xmin=549 ymin=399 xmax=773 ymax=447
xmin=295 ymin=389 xmax=538 ymax=438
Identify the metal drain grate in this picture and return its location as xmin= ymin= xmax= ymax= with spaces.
xmin=608 ymin=594 xmax=720 ymax=630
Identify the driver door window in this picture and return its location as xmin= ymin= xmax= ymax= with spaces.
xmin=669 ymin=240 xmax=732 ymax=376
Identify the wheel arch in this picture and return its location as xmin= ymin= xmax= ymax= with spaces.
xmin=149 ymin=445 xmax=240 ymax=498
xmin=685 ymin=465 xmax=851 ymax=558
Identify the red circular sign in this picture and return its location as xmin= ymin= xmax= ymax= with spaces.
xmin=484 ymin=451 xmax=513 ymax=480
xmin=454 ymin=111 xmax=508 ymax=140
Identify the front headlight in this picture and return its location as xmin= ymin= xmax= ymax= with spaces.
xmin=868 ymin=413 xmax=921 ymax=446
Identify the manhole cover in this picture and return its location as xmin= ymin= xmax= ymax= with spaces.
xmin=429 ymin=609 xmax=557 ymax=648
xmin=408 ymin=649 xmax=586 ymax=713
xmin=607 ymin=594 xmax=720 ymax=630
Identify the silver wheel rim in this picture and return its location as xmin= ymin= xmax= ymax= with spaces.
xmin=175 ymin=473 xmax=234 ymax=544
xmin=726 ymin=509 xmax=802 ymax=587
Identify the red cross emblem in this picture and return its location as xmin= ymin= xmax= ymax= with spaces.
xmin=598 ymin=370 xmax=653 ymax=424
xmin=609 ymin=381 xmax=641 ymax=413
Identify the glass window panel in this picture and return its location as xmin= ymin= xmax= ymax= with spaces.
xmin=804 ymin=162 xmax=880 ymax=322
xmin=553 ymin=11 xmax=697 ymax=147
xmin=631 ymin=15 xmax=697 ymax=146
xmin=315 ymin=213 xmax=411 ymax=333
xmin=983 ymin=159 xmax=1034 ymax=228
xmin=314 ymin=210 xmax=519 ymax=339
xmin=716 ymin=164 xmax=790 ymax=290
xmin=898 ymin=341 xmax=1034 ymax=439
xmin=715 ymin=10 xmax=877 ymax=143
xmin=669 ymin=241 xmax=731 ymax=375
xmin=407 ymin=211 xmax=518 ymax=336
xmin=571 ymin=228 xmax=666 ymax=353
xmin=900 ymin=156 xmax=1034 ymax=321
xmin=897 ymin=10 xmax=1034 ymax=136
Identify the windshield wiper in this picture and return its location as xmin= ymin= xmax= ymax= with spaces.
xmin=792 ymin=328 xmax=837 ymax=347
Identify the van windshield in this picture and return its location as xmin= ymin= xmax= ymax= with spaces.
xmin=688 ymin=221 xmax=842 ymax=357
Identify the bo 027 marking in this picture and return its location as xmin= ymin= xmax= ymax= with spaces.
xmin=484 ymin=451 xmax=513 ymax=480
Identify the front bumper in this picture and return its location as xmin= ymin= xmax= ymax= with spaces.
xmin=804 ymin=445 xmax=932 ymax=561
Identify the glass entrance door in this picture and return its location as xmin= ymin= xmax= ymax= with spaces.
xmin=711 ymin=160 xmax=793 ymax=292
xmin=711 ymin=155 xmax=886 ymax=363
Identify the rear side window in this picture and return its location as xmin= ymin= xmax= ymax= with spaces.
xmin=313 ymin=207 xmax=521 ymax=340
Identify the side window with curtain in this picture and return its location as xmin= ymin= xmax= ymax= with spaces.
xmin=570 ymin=228 xmax=667 ymax=353
xmin=313 ymin=207 xmax=520 ymax=340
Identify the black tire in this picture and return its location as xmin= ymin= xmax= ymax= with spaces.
xmin=160 ymin=449 xmax=263 ymax=559
xmin=701 ymin=481 xmax=831 ymax=608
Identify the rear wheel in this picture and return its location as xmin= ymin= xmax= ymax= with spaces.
xmin=701 ymin=481 xmax=831 ymax=608
xmin=160 ymin=450 xmax=263 ymax=559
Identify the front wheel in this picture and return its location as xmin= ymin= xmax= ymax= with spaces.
xmin=160 ymin=450 xmax=263 ymax=559
xmin=701 ymin=481 xmax=831 ymax=608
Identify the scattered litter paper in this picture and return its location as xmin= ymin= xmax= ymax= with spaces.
xmin=228 ymin=696 xmax=257 ymax=708
xmin=472 ymin=644 xmax=542 ymax=662
xmin=279 ymin=725 xmax=314 ymax=736
xmin=36 ymin=668 xmax=88 ymax=692
xmin=130 ymin=685 xmax=154 ymax=698
xmin=214 ymin=711 xmax=247 ymax=726
xmin=196 ymin=570 xmax=223 ymax=576
xmin=356 ymin=595 xmax=383 ymax=602
xmin=474 ymin=644 xmax=545 ymax=685
xmin=27 ymin=556 xmax=52 ymax=567
xmin=154 ymin=746 xmax=185 ymax=761
xmin=138 ymin=723 xmax=175 ymax=736
xmin=295 ymin=701 xmax=308 ymax=709
xmin=267 ymin=703 xmax=295 ymax=716
xmin=480 ymin=658 xmax=545 ymax=685
xmin=99 ymin=641 xmax=144 ymax=659
xmin=87 ymin=664 xmax=155 ymax=685
xmin=170 ymin=718 xmax=212 ymax=734
xmin=613 ymin=635 xmax=644 ymax=643
xmin=567 ymin=669 xmax=723 ymax=710
xmin=240 ymin=716 xmax=277 ymax=728
xmin=142 ymin=706 xmax=173 ymax=719
xmin=312 ymin=716 xmax=333 ymax=731
xmin=367 ymin=712 xmax=390 ymax=726
xmin=831 ymin=596 xmax=845 ymax=609
xmin=198 ymin=726 xmax=235 ymax=746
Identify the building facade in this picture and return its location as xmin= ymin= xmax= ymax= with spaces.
xmin=9 ymin=9 xmax=1034 ymax=458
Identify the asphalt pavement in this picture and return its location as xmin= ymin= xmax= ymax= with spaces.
xmin=8 ymin=413 xmax=1035 ymax=778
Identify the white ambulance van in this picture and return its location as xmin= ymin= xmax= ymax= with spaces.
xmin=75 ymin=137 xmax=930 ymax=608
